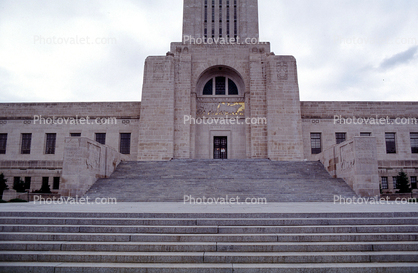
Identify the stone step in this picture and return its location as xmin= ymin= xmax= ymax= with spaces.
xmin=86 ymin=180 xmax=356 ymax=202
xmin=1 ymin=241 xmax=418 ymax=252
xmin=0 ymin=209 xmax=417 ymax=271
xmin=2 ymin=211 xmax=417 ymax=218
xmin=108 ymin=160 xmax=334 ymax=179
xmin=1 ymin=262 xmax=418 ymax=273
xmin=2 ymin=217 xmax=418 ymax=226
xmin=1 ymin=232 xmax=417 ymax=243
xmin=85 ymin=160 xmax=357 ymax=202
xmin=2 ymin=224 xmax=417 ymax=234
xmin=2 ymin=250 xmax=418 ymax=263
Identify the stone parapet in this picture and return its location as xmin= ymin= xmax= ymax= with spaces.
xmin=0 ymin=102 xmax=140 ymax=120
xmin=60 ymin=137 xmax=125 ymax=197
xmin=315 ymin=136 xmax=380 ymax=197
xmin=301 ymin=101 xmax=418 ymax=119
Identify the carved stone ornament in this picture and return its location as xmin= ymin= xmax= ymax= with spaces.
xmin=276 ymin=61 xmax=288 ymax=80
xmin=197 ymin=101 xmax=245 ymax=117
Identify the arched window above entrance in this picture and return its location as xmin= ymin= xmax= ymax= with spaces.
xmin=202 ymin=77 xmax=239 ymax=96
xmin=197 ymin=66 xmax=244 ymax=97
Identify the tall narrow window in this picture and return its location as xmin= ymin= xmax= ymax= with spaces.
xmin=360 ymin=132 xmax=371 ymax=136
xmin=42 ymin=177 xmax=49 ymax=190
xmin=212 ymin=0 xmax=215 ymax=38
xmin=226 ymin=0 xmax=230 ymax=37
xmin=95 ymin=133 xmax=106 ymax=145
xmin=203 ymin=79 xmax=213 ymax=95
xmin=13 ymin=177 xmax=22 ymax=192
xmin=120 ymin=133 xmax=131 ymax=154
xmin=411 ymin=133 xmax=418 ymax=153
xmin=21 ymin=133 xmax=32 ymax=154
xmin=215 ymin=76 xmax=226 ymax=95
xmin=381 ymin=177 xmax=388 ymax=190
xmin=234 ymin=0 xmax=237 ymax=38
xmin=311 ymin=133 xmax=322 ymax=154
xmin=411 ymin=176 xmax=417 ymax=189
xmin=45 ymin=133 xmax=56 ymax=154
xmin=336 ymin=133 xmax=346 ymax=144
xmin=385 ymin=133 xmax=396 ymax=154
xmin=204 ymin=0 xmax=208 ymax=39
xmin=0 ymin=133 xmax=7 ymax=154
xmin=24 ymin=177 xmax=31 ymax=190
xmin=228 ymin=79 xmax=238 ymax=95
xmin=393 ymin=177 xmax=397 ymax=189
xmin=53 ymin=177 xmax=60 ymax=190
xmin=219 ymin=0 xmax=223 ymax=37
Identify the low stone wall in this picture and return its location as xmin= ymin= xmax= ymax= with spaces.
xmin=315 ymin=137 xmax=380 ymax=197
xmin=1 ymin=189 xmax=17 ymax=201
xmin=59 ymin=137 xmax=126 ymax=197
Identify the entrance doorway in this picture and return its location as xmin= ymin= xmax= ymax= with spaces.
xmin=214 ymin=136 xmax=227 ymax=159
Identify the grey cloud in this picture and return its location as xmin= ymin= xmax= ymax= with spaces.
xmin=1 ymin=0 xmax=418 ymax=102
xmin=379 ymin=46 xmax=418 ymax=70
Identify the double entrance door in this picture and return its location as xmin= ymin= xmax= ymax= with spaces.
xmin=213 ymin=136 xmax=227 ymax=159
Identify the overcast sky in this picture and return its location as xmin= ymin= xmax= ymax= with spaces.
xmin=0 ymin=0 xmax=417 ymax=103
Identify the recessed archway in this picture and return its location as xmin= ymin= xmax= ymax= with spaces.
xmin=196 ymin=66 xmax=245 ymax=97
xmin=193 ymin=65 xmax=247 ymax=160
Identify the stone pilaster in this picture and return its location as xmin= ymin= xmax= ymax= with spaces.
xmin=266 ymin=55 xmax=304 ymax=161
xmin=249 ymin=52 xmax=267 ymax=158
xmin=138 ymin=56 xmax=175 ymax=161
xmin=174 ymin=49 xmax=192 ymax=159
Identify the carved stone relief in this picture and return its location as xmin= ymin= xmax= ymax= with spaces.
xmin=276 ymin=61 xmax=288 ymax=80
xmin=196 ymin=100 xmax=245 ymax=117
xmin=152 ymin=62 xmax=165 ymax=80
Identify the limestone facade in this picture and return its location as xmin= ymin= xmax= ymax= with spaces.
xmin=0 ymin=0 xmax=417 ymax=196
xmin=302 ymin=102 xmax=418 ymax=193
xmin=0 ymin=102 xmax=139 ymax=194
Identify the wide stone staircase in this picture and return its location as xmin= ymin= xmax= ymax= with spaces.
xmin=0 ymin=211 xmax=418 ymax=272
xmin=85 ymin=160 xmax=357 ymax=202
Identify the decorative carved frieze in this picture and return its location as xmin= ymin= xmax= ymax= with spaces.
xmin=196 ymin=100 xmax=245 ymax=117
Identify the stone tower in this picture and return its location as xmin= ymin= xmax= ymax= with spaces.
xmin=182 ymin=0 xmax=259 ymax=41
xmin=138 ymin=0 xmax=304 ymax=161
